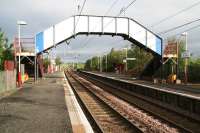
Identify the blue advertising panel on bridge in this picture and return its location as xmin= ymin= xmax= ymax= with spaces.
xmin=36 ymin=32 xmax=44 ymax=53
xmin=35 ymin=15 xmax=162 ymax=56
xmin=36 ymin=27 xmax=54 ymax=53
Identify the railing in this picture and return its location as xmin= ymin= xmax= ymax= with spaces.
xmin=14 ymin=37 xmax=35 ymax=53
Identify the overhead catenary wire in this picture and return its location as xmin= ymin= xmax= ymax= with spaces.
xmin=63 ymin=1 xmax=200 ymax=61
xmin=151 ymin=0 xmax=200 ymax=28
xmin=154 ymin=1 xmax=200 ymax=43
xmin=145 ymin=1 xmax=200 ymax=42
xmin=158 ymin=17 xmax=200 ymax=35
xmin=78 ymin=0 xmax=86 ymax=15
xmin=123 ymin=0 xmax=200 ymax=41
xmin=74 ymin=0 xmax=87 ymax=31
xmin=163 ymin=23 xmax=200 ymax=41
xmin=131 ymin=19 xmax=200 ymax=44
xmin=117 ymin=0 xmax=137 ymax=16
xmin=132 ymin=21 xmax=200 ymax=50
xmin=74 ymin=0 xmax=81 ymax=15
xmin=104 ymin=0 xmax=137 ymax=29
xmin=66 ymin=0 xmax=87 ymax=45
xmin=80 ymin=1 xmax=200 ymax=56
xmin=125 ymin=0 xmax=137 ymax=10
xmin=84 ymin=1 xmax=200 ymax=60
xmin=104 ymin=0 xmax=120 ymax=16
xmin=76 ymin=0 xmax=120 ymax=50
xmin=79 ymin=0 xmax=137 ymax=45
xmin=87 ymin=0 xmax=137 ymax=36
xmin=85 ymin=0 xmax=137 ymax=44
xmin=78 ymin=0 xmax=138 ymax=63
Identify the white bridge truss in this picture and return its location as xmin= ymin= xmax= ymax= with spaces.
xmin=36 ymin=15 xmax=162 ymax=56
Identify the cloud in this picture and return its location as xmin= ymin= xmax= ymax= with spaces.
xmin=0 ymin=0 xmax=200 ymax=62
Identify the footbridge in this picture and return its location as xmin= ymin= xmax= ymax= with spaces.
xmin=35 ymin=15 xmax=163 ymax=77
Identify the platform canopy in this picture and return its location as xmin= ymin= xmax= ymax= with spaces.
xmin=35 ymin=15 xmax=162 ymax=56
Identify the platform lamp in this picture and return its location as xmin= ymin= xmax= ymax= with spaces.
xmin=123 ymin=47 xmax=128 ymax=72
xmin=17 ymin=20 xmax=27 ymax=87
xmin=181 ymin=32 xmax=188 ymax=84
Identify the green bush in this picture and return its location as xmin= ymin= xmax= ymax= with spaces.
xmin=0 ymin=28 xmax=14 ymax=70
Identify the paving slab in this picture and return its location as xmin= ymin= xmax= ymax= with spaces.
xmin=0 ymin=72 xmax=72 ymax=133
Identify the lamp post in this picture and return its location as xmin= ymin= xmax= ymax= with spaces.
xmin=181 ymin=32 xmax=188 ymax=84
xmin=90 ymin=58 xmax=92 ymax=70
xmin=102 ymin=52 xmax=108 ymax=72
xmin=99 ymin=55 xmax=102 ymax=72
xmin=105 ymin=54 xmax=107 ymax=72
xmin=123 ymin=48 xmax=128 ymax=72
xmin=175 ymin=34 xmax=185 ymax=82
xmin=17 ymin=20 xmax=27 ymax=87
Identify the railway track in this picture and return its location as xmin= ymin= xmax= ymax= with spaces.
xmin=78 ymin=71 xmax=200 ymax=133
xmin=65 ymin=70 xmax=197 ymax=133
xmin=65 ymin=70 xmax=143 ymax=133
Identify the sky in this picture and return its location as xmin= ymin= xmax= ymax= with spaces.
xmin=0 ymin=0 xmax=200 ymax=62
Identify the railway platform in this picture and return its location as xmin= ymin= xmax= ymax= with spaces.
xmin=0 ymin=72 xmax=92 ymax=133
xmin=90 ymin=71 xmax=200 ymax=97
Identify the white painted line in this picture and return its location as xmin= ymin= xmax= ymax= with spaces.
xmin=63 ymin=73 xmax=94 ymax=133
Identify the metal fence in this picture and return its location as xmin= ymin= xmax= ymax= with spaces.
xmin=0 ymin=70 xmax=16 ymax=94
xmin=14 ymin=37 xmax=35 ymax=53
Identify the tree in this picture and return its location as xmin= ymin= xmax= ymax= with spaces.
xmin=55 ymin=56 xmax=62 ymax=66
xmin=0 ymin=28 xmax=14 ymax=70
xmin=43 ymin=58 xmax=50 ymax=71
xmin=84 ymin=59 xmax=91 ymax=70
xmin=188 ymin=58 xmax=200 ymax=82
xmin=127 ymin=44 xmax=153 ymax=73
xmin=3 ymin=43 xmax=14 ymax=60
xmin=84 ymin=45 xmax=153 ymax=74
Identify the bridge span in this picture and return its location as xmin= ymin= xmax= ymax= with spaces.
xmin=36 ymin=15 xmax=163 ymax=77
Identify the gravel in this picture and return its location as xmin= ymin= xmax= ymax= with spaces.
xmin=75 ymin=73 xmax=181 ymax=133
